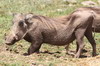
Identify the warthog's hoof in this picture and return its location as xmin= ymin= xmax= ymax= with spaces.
xmin=92 ymin=53 xmax=97 ymax=57
xmin=82 ymin=49 xmax=88 ymax=53
xmin=23 ymin=53 xmax=30 ymax=56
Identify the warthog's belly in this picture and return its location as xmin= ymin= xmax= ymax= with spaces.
xmin=43 ymin=32 xmax=75 ymax=46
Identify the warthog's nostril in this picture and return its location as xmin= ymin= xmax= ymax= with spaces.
xmin=14 ymin=35 xmax=18 ymax=40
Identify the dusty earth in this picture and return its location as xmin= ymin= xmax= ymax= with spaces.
xmin=0 ymin=42 xmax=100 ymax=66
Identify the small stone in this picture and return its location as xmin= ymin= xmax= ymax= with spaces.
xmin=56 ymin=9 xmax=63 ymax=12
xmin=42 ymin=0 xmax=53 ymax=5
xmin=81 ymin=1 xmax=97 ymax=6
xmin=56 ymin=8 xmax=66 ymax=12
xmin=98 ymin=0 xmax=100 ymax=4
xmin=63 ymin=0 xmax=77 ymax=4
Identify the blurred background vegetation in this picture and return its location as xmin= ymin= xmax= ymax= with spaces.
xmin=0 ymin=0 xmax=100 ymax=66
xmin=0 ymin=0 xmax=100 ymax=43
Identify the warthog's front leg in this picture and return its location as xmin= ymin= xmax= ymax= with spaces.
xmin=27 ymin=42 xmax=42 ymax=55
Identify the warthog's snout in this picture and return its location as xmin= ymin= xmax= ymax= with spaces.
xmin=5 ymin=33 xmax=17 ymax=45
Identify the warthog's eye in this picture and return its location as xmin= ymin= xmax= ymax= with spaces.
xmin=19 ymin=21 xmax=24 ymax=27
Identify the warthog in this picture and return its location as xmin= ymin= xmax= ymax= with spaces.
xmin=66 ymin=7 xmax=100 ymax=54
xmin=5 ymin=10 xmax=96 ymax=58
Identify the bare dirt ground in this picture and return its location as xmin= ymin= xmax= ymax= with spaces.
xmin=0 ymin=43 xmax=100 ymax=66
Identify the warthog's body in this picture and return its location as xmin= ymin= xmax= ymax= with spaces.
xmin=5 ymin=10 xmax=96 ymax=58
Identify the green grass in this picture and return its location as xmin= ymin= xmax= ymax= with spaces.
xmin=0 ymin=0 xmax=100 ymax=66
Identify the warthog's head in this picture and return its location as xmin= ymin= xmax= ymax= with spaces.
xmin=5 ymin=13 xmax=33 ymax=45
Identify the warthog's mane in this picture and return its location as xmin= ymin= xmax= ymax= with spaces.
xmin=31 ymin=14 xmax=72 ymax=25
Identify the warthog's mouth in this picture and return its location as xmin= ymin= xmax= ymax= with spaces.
xmin=5 ymin=38 xmax=17 ymax=45
xmin=5 ymin=41 xmax=15 ymax=45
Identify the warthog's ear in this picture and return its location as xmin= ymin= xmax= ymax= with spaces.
xmin=25 ymin=13 xmax=33 ymax=25
xmin=25 ymin=13 xmax=33 ymax=20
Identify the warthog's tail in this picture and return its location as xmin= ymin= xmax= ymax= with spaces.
xmin=90 ymin=11 xmax=96 ymax=39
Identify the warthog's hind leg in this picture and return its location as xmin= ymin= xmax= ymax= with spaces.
xmin=85 ymin=28 xmax=96 ymax=56
xmin=74 ymin=29 xmax=85 ymax=58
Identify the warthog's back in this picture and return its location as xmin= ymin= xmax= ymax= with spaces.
xmin=35 ymin=15 xmax=75 ymax=45
xmin=76 ymin=7 xmax=100 ymax=32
